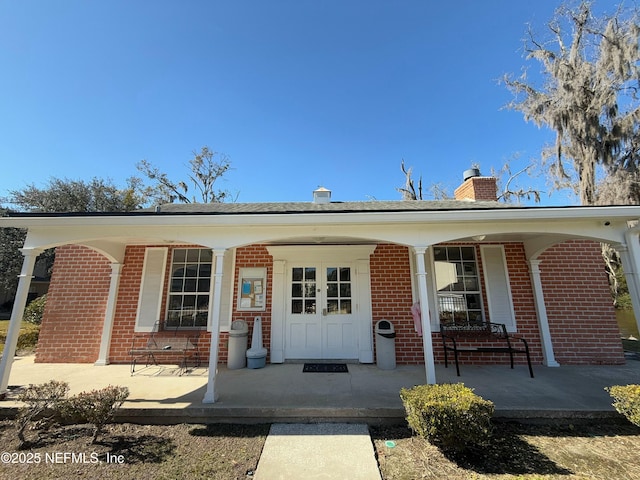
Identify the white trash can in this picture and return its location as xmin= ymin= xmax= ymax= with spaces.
xmin=227 ymin=320 xmax=248 ymax=369
xmin=375 ymin=319 xmax=396 ymax=370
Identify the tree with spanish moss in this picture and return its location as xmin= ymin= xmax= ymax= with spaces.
xmin=503 ymin=1 xmax=640 ymax=206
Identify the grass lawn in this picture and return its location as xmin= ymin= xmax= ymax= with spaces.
xmin=0 ymin=320 xmax=39 ymax=355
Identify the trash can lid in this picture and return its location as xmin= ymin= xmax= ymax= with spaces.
xmin=375 ymin=319 xmax=394 ymax=332
xmin=230 ymin=320 xmax=248 ymax=336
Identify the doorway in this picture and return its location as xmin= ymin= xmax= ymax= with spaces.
xmin=267 ymin=245 xmax=376 ymax=363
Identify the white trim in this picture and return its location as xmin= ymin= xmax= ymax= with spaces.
xmin=267 ymin=244 xmax=377 ymax=262
xmin=134 ymin=247 xmax=168 ymax=333
xmin=480 ymin=245 xmax=516 ymax=332
xmin=270 ymin=260 xmax=287 ymax=363
xmin=355 ymin=258 xmax=374 ymax=363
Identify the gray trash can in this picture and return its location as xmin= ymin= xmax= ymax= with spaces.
xmin=227 ymin=320 xmax=249 ymax=369
xmin=375 ymin=319 xmax=396 ymax=370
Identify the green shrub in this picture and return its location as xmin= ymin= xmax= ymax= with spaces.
xmin=17 ymin=327 xmax=40 ymax=351
xmin=400 ymin=383 xmax=494 ymax=453
xmin=23 ymin=294 xmax=47 ymax=325
xmin=15 ymin=380 xmax=69 ymax=448
xmin=606 ymin=385 xmax=640 ymax=427
xmin=23 ymin=295 xmax=47 ymax=326
xmin=61 ymin=385 xmax=130 ymax=444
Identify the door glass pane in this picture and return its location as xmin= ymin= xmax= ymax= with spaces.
xmin=327 ymin=299 xmax=339 ymax=314
xmin=305 ymin=268 xmax=316 ymax=281
xmin=305 ymin=300 xmax=316 ymax=313
xmin=326 ymin=267 xmax=337 ymax=281
xmin=340 ymin=268 xmax=351 ymax=281
xmin=305 ymin=283 xmax=316 ymax=298
xmin=292 ymin=300 xmax=303 ymax=314
xmin=340 ymin=299 xmax=352 ymax=314
xmin=327 ymin=283 xmax=338 ymax=298
xmin=292 ymin=268 xmax=303 ymax=281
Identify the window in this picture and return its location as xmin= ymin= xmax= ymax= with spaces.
xmin=433 ymin=246 xmax=483 ymax=325
xmin=166 ymin=248 xmax=212 ymax=328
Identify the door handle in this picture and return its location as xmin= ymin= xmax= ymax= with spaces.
xmin=322 ymin=308 xmax=327 ymax=316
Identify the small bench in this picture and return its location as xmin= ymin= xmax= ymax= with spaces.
xmin=440 ymin=320 xmax=534 ymax=378
xmin=129 ymin=322 xmax=201 ymax=375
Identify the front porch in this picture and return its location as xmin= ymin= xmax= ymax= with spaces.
xmin=2 ymin=355 xmax=639 ymax=424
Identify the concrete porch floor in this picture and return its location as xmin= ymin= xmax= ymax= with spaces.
xmin=2 ymin=355 xmax=640 ymax=424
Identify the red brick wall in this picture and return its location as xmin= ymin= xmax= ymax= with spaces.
xmin=37 ymin=239 xmax=622 ymax=367
xmin=370 ymin=244 xmax=418 ymax=363
xmin=35 ymin=245 xmax=111 ymax=363
xmin=539 ymin=239 xmax=623 ymax=365
xmin=229 ymin=245 xmax=273 ymax=362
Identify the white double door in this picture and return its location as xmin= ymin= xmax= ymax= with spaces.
xmin=285 ymin=262 xmax=358 ymax=359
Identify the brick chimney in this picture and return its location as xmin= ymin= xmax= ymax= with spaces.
xmin=454 ymin=169 xmax=498 ymax=201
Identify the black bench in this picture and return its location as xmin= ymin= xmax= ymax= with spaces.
xmin=129 ymin=322 xmax=201 ymax=375
xmin=440 ymin=320 xmax=534 ymax=378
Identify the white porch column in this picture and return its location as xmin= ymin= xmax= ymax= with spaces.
xmin=621 ymin=232 xmax=640 ymax=336
xmin=95 ymin=262 xmax=123 ymax=366
xmin=617 ymin=243 xmax=640 ymax=317
xmin=413 ymin=246 xmax=436 ymax=384
xmin=0 ymin=248 xmax=41 ymax=397
xmin=528 ymin=259 xmax=559 ymax=367
xmin=203 ymin=248 xmax=226 ymax=404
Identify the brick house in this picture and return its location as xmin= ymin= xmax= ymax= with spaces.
xmin=2 ymin=172 xmax=640 ymax=403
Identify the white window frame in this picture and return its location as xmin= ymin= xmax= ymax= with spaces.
xmin=433 ymin=245 xmax=485 ymax=325
xmin=166 ymin=247 xmax=213 ymax=329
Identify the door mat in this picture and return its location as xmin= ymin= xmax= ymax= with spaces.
xmin=303 ymin=363 xmax=349 ymax=373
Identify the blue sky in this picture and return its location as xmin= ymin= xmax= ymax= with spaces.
xmin=0 ymin=1 xmax=622 ymax=206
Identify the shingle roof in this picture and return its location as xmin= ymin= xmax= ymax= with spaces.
xmin=147 ymin=199 xmax=515 ymax=215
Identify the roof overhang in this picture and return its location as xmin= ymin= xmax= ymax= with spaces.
xmin=2 ymin=204 xmax=639 ymax=228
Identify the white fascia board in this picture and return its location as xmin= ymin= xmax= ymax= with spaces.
xmin=1 ymin=204 xmax=640 ymax=228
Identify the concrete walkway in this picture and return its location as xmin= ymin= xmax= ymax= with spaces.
xmin=254 ymin=423 xmax=381 ymax=480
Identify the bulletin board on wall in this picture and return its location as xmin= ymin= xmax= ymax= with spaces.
xmin=237 ymin=267 xmax=267 ymax=311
